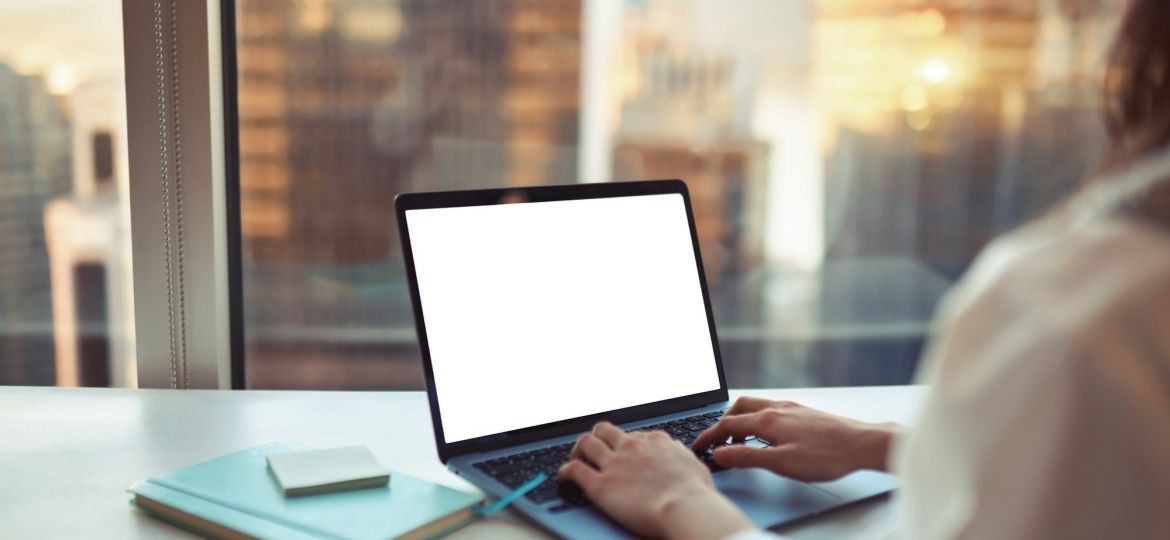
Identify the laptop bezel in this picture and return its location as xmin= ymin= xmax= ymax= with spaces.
xmin=395 ymin=179 xmax=730 ymax=463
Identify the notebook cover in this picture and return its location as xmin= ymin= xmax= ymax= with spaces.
xmin=130 ymin=442 xmax=482 ymax=540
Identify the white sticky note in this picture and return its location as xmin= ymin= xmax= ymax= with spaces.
xmin=266 ymin=446 xmax=390 ymax=496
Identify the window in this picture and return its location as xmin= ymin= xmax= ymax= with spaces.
xmin=0 ymin=0 xmax=134 ymax=387
xmin=234 ymin=0 xmax=1121 ymax=389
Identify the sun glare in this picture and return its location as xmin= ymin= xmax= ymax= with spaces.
xmin=46 ymin=62 xmax=77 ymax=95
xmin=921 ymin=57 xmax=951 ymax=84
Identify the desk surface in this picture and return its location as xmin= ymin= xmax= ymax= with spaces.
xmin=0 ymin=386 xmax=922 ymax=539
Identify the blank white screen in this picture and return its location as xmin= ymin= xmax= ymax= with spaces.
xmin=406 ymin=193 xmax=721 ymax=443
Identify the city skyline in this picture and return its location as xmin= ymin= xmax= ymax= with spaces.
xmin=0 ymin=0 xmax=135 ymax=389
xmin=0 ymin=0 xmax=1126 ymax=389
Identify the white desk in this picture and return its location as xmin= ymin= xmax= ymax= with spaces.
xmin=0 ymin=386 xmax=923 ymax=539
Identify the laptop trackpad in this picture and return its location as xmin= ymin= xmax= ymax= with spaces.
xmin=715 ymin=468 xmax=842 ymax=528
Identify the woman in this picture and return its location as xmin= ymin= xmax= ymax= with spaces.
xmin=557 ymin=1 xmax=1170 ymax=538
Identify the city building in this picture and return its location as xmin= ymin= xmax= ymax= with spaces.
xmin=0 ymin=62 xmax=71 ymax=385
xmin=811 ymin=0 xmax=1121 ymax=384
xmin=236 ymin=0 xmax=582 ymax=388
xmin=43 ymin=78 xmax=136 ymax=388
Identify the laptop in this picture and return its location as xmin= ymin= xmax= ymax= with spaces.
xmin=395 ymin=179 xmax=897 ymax=538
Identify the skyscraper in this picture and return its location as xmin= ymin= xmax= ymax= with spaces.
xmin=816 ymin=0 xmax=1044 ymax=273
xmin=0 ymin=62 xmax=72 ymax=384
xmin=235 ymin=0 xmax=582 ymax=388
xmin=811 ymin=0 xmax=1120 ymax=384
xmin=43 ymin=78 xmax=135 ymax=388
xmin=237 ymin=0 xmax=581 ymax=264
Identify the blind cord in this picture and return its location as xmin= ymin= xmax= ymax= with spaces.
xmin=153 ymin=0 xmax=187 ymax=389
xmin=169 ymin=0 xmax=190 ymax=389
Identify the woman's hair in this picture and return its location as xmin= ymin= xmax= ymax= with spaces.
xmin=1100 ymin=0 xmax=1170 ymax=173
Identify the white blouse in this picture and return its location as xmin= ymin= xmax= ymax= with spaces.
xmin=731 ymin=148 xmax=1170 ymax=540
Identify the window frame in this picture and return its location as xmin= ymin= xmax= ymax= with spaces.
xmin=220 ymin=0 xmax=246 ymax=389
xmin=123 ymin=0 xmax=236 ymax=388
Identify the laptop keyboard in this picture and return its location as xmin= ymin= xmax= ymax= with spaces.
xmin=472 ymin=410 xmax=729 ymax=512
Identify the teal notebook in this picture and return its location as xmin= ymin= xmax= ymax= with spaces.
xmin=129 ymin=442 xmax=483 ymax=540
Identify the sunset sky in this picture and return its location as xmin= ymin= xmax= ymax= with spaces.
xmin=0 ymin=0 xmax=124 ymax=94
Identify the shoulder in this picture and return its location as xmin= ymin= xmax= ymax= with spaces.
xmin=955 ymin=147 xmax=1170 ymax=328
xmin=909 ymin=210 xmax=1170 ymax=431
xmin=898 ymin=215 xmax=1170 ymax=540
xmin=896 ymin=157 xmax=1170 ymax=539
xmin=951 ymin=214 xmax=1170 ymax=344
xmin=926 ymin=215 xmax=1170 ymax=398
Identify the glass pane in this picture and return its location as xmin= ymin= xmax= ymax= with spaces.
xmin=0 ymin=1 xmax=134 ymax=387
xmin=237 ymin=0 xmax=1121 ymax=389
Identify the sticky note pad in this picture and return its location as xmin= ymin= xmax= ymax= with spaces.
xmin=266 ymin=446 xmax=390 ymax=497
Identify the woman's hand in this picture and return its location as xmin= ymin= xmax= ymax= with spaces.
xmin=692 ymin=397 xmax=903 ymax=482
xmin=557 ymin=422 xmax=755 ymax=540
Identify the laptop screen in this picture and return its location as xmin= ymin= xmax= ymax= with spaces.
xmin=405 ymin=192 xmax=722 ymax=443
